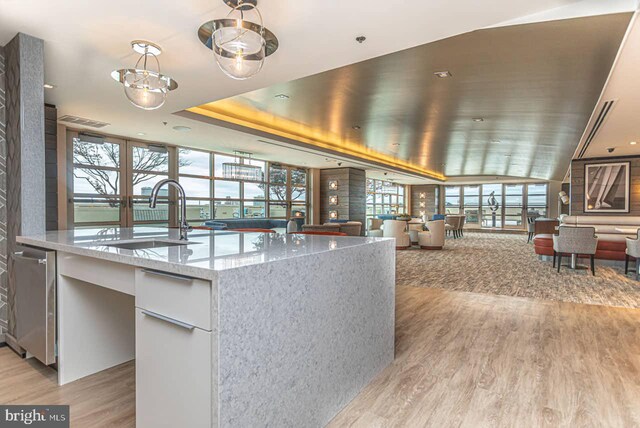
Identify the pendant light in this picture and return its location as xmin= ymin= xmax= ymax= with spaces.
xmin=198 ymin=0 xmax=279 ymax=80
xmin=222 ymin=151 xmax=264 ymax=181
xmin=111 ymin=41 xmax=178 ymax=110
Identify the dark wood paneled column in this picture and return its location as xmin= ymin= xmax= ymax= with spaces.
xmin=319 ymin=168 xmax=366 ymax=235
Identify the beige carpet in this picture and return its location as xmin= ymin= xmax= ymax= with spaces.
xmin=397 ymin=232 xmax=640 ymax=309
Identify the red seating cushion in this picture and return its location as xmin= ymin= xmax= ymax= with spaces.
xmin=533 ymin=235 xmax=627 ymax=261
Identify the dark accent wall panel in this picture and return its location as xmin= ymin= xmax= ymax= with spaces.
xmin=319 ymin=167 xmax=366 ymax=235
xmin=570 ymin=156 xmax=640 ymax=216
xmin=410 ymin=184 xmax=438 ymax=219
xmin=45 ymin=104 xmax=57 ymax=231
xmin=561 ymin=182 xmax=570 ymax=216
xmin=347 ymin=168 xmax=366 ymax=231
xmin=0 ymin=45 xmax=7 ymax=342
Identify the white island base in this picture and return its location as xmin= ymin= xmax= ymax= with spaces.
xmin=20 ymin=229 xmax=395 ymax=428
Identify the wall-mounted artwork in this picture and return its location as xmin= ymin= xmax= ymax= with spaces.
xmin=584 ymin=161 xmax=630 ymax=213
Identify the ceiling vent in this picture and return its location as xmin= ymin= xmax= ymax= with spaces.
xmin=58 ymin=115 xmax=110 ymax=129
xmin=577 ymin=100 xmax=615 ymax=159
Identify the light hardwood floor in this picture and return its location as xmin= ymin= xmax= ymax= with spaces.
xmin=0 ymin=347 xmax=135 ymax=427
xmin=329 ymin=287 xmax=640 ymax=427
xmin=2 ymin=286 xmax=640 ymax=427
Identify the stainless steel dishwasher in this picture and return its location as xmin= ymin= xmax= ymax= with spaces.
xmin=13 ymin=246 xmax=57 ymax=366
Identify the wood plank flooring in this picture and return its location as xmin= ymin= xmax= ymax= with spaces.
xmin=2 ymin=286 xmax=640 ymax=427
xmin=329 ymin=287 xmax=640 ymax=427
xmin=0 ymin=347 xmax=135 ymax=427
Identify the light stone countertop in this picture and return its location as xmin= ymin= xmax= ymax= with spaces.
xmin=17 ymin=227 xmax=392 ymax=279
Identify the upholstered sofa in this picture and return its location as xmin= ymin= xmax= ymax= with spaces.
xmin=302 ymin=221 xmax=363 ymax=236
xmin=204 ymin=219 xmax=287 ymax=230
xmin=533 ymin=215 xmax=640 ymax=261
xmin=302 ymin=224 xmax=341 ymax=233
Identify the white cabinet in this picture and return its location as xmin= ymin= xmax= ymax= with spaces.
xmin=135 ymin=268 xmax=212 ymax=330
xmin=135 ymin=308 xmax=212 ymax=428
xmin=135 ymin=268 xmax=214 ymax=428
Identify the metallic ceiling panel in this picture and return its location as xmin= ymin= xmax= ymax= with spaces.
xmin=190 ymin=13 xmax=632 ymax=181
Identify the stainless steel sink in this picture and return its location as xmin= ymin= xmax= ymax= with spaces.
xmin=104 ymin=240 xmax=189 ymax=250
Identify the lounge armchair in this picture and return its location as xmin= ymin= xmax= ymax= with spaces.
xmin=418 ymin=220 xmax=445 ymax=250
xmin=367 ymin=218 xmax=383 ymax=238
xmin=382 ymin=220 xmax=410 ymax=249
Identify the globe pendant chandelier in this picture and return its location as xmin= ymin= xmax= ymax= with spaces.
xmin=111 ymin=41 xmax=178 ymax=110
xmin=198 ymin=0 xmax=279 ymax=80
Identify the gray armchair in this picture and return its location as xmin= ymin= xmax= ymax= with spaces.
xmin=625 ymin=229 xmax=640 ymax=280
xmin=526 ymin=217 xmax=536 ymax=243
xmin=552 ymin=226 xmax=598 ymax=275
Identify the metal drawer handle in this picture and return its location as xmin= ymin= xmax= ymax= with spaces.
xmin=13 ymin=252 xmax=47 ymax=264
xmin=141 ymin=268 xmax=194 ymax=282
xmin=141 ymin=309 xmax=195 ymax=331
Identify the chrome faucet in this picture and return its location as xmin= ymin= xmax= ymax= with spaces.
xmin=149 ymin=179 xmax=192 ymax=241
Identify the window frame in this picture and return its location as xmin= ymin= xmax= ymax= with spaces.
xmin=67 ymin=130 xmax=310 ymax=229
xmin=366 ymin=179 xmax=407 ymax=225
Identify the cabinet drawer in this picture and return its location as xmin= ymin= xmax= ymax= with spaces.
xmin=135 ymin=268 xmax=212 ymax=331
xmin=135 ymin=308 xmax=212 ymax=428
xmin=58 ymin=253 xmax=135 ymax=296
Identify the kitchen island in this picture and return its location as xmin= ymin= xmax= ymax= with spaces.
xmin=17 ymin=227 xmax=395 ymax=428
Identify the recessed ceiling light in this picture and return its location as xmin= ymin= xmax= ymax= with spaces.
xmin=472 ymin=118 xmax=484 ymax=122
xmin=630 ymin=141 xmax=637 ymax=145
xmin=433 ymin=71 xmax=452 ymax=78
xmin=137 ymin=132 xmax=146 ymax=136
xmin=43 ymin=83 xmax=55 ymax=89
xmin=355 ymin=36 xmax=366 ymax=44
xmin=352 ymin=125 xmax=361 ymax=130
xmin=274 ymin=94 xmax=289 ymax=99
xmin=172 ymin=126 xmax=191 ymax=132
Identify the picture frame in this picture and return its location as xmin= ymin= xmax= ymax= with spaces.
xmin=584 ymin=161 xmax=630 ymax=213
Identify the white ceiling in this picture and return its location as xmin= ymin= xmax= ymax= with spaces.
xmin=1 ymin=0 xmax=636 ymax=183
xmin=577 ymin=11 xmax=640 ymax=158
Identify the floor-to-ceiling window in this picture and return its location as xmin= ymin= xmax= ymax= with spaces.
xmin=366 ymin=179 xmax=406 ymax=224
xmin=68 ymin=131 xmax=309 ymax=228
xmin=444 ymin=186 xmax=461 ymax=214
xmin=481 ymin=183 xmax=503 ymax=228
xmin=504 ymin=184 xmax=525 ymax=228
xmin=438 ymin=182 xmax=548 ymax=229
xmin=71 ymin=135 xmax=126 ymax=227
xmin=462 ymin=185 xmax=480 ymax=226
xmin=527 ymin=183 xmax=548 ymax=217
xmin=129 ymin=142 xmax=172 ymax=227
xmin=178 ymin=148 xmax=214 ymax=225
xmin=268 ymin=165 xmax=308 ymax=219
